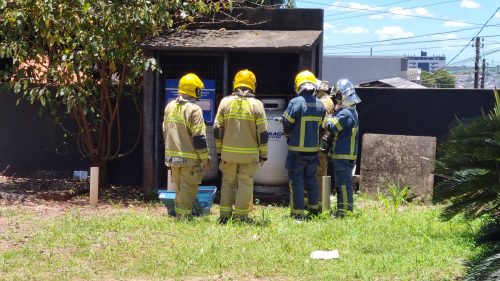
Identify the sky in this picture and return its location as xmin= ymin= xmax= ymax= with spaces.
xmin=295 ymin=0 xmax=500 ymax=67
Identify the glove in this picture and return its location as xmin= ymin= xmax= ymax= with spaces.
xmin=259 ymin=157 xmax=267 ymax=166
xmin=319 ymin=131 xmax=332 ymax=154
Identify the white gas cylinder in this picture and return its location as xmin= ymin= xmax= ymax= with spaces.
xmin=254 ymin=98 xmax=289 ymax=186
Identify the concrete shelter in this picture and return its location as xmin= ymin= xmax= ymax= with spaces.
xmin=141 ymin=8 xmax=324 ymax=189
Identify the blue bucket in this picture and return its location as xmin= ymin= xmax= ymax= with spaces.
xmin=158 ymin=186 xmax=217 ymax=216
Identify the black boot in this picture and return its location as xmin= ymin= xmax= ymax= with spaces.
xmin=308 ymin=208 xmax=320 ymax=218
xmin=217 ymin=216 xmax=230 ymax=225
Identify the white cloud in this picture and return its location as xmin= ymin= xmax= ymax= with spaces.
xmin=375 ymin=26 xmax=414 ymax=40
xmin=339 ymin=26 xmax=369 ymax=34
xmin=495 ymin=12 xmax=500 ymax=18
xmin=443 ymin=21 xmax=471 ymax=27
xmin=388 ymin=7 xmax=412 ymax=18
xmin=369 ymin=14 xmax=384 ymax=20
xmin=329 ymin=1 xmax=382 ymax=12
xmin=349 ymin=2 xmax=380 ymax=12
xmin=460 ymin=0 xmax=480 ymax=9
xmin=323 ymin=22 xmax=368 ymax=34
xmin=369 ymin=6 xmax=432 ymax=20
xmin=324 ymin=22 xmax=336 ymax=31
xmin=414 ymin=7 xmax=431 ymax=16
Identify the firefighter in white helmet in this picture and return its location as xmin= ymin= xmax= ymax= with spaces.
xmin=163 ymin=73 xmax=210 ymax=219
xmin=214 ymin=69 xmax=268 ymax=224
xmin=322 ymin=78 xmax=361 ymax=217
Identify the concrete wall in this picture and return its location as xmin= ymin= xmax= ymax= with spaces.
xmin=322 ymin=56 xmax=408 ymax=85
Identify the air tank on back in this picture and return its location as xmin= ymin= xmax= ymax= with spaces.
xmin=254 ymin=98 xmax=289 ymax=186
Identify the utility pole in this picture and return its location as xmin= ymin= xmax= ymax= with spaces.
xmin=370 ymin=46 xmax=373 ymax=56
xmin=474 ymin=37 xmax=480 ymax=89
xmin=481 ymin=58 xmax=486 ymax=89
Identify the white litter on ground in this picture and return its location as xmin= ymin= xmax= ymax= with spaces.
xmin=310 ymin=250 xmax=340 ymax=260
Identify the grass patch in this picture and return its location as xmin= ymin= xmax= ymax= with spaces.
xmin=0 ymin=198 xmax=481 ymax=280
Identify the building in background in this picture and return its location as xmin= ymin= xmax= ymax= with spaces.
xmin=406 ymin=51 xmax=446 ymax=73
xmin=322 ymin=55 xmax=408 ymax=85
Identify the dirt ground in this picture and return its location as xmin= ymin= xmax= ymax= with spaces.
xmin=0 ymin=172 xmax=171 ymax=253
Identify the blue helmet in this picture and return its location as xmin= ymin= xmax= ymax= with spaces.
xmin=335 ymin=79 xmax=361 ymax=107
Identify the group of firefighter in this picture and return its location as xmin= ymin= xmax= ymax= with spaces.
xmin=162 ymin=69 xmax=361 ymax=222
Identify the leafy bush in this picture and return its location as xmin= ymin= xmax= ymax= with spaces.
xmin=434 ymin=89 xmax=500 ymax=220
xmin=464 ymin=217 xmax=500 ymax=281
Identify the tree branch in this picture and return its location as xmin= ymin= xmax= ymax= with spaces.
xmin=108 ymin=96 xmax=142 ymax=160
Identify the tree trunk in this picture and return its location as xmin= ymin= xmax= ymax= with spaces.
xmin=98 ymin=162 xmax=110 ymax=188
xmin=89 ymin=158 xmax=110 ymax=188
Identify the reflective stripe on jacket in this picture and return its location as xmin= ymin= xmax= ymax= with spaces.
xmin=282 ymin=92 xmax=326 ymax=153
xmin=323 ymin=107 xmax=359 ymax=160
xmin=163 ymin=95 xmax=209 ymax=166
xmin=214 ymin=91 xmax=268 ymax=163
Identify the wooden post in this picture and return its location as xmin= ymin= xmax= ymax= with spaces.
xmin=90 ymin=167 xmax=99 ymax=206
xmin=322 ymin=176 xmax=331 ymax=212
xmin=167 ymin=169 xmax=175 ymax=191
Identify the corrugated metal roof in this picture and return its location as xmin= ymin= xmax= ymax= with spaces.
xmin=141 ymin=29 xmax=322 ymax=51
xmin=378 ymin=77 xmax=427 ymax=88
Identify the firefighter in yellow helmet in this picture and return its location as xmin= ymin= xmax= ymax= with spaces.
xmin=303 ymin=80 xmax=334 ymax=210
xmin=163 ymin=73 xmax=210 ymax=219
xmin=214 ymin=69 xmax=268 ymax=224
xmin=282 ymin=70 xmax=326 ymax=220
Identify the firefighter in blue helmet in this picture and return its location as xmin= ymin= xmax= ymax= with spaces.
xmin=322 ymin=78 xmax=361 ymax=217
xmin=282 ymin=70 xmax=326 ymax=220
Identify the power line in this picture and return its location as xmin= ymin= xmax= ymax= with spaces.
xmin=324 ymin=44 xmax=468 ymax=55
xmin=448 ymin=47 xmax=500 ymax=66
xmin=297 ymin=0 xmax=481 ymax=25
xmin=325 ymin=24 xmax=500 ymax=48
xmin=324 ymin=34 xmax=500 ymax=50
xmin=325 ymin=0 xmax=463 ymax=22
xmin=444 ymin=6 xmax=500 ymax=68
xmin=328 ymin=0 xmax=415 ymax=17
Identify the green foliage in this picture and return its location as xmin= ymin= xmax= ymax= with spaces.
xmin=434 ymin=89 xmax=500 ymax=220
xmin=0 ymin=200 xmax=481 ymax=280
xmin=464 ymin=217 xmax=500 ymax=281
xmin=378 ymin=182 xmax=411 ymax=211
xmin=0 ymin=0 xmax=226 ymax=178
xmin=421 ymin=69 xmax=456 ymax=88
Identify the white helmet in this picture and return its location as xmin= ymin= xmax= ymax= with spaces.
xmin=335 ymin=79 xmax=361 ymax=107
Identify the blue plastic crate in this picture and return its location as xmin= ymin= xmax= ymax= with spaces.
xmin=158 ymin=186 xmax=217 ymax=216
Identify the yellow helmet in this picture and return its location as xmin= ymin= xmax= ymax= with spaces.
xmin=233 ymin=69 xmax=256 ymax=93
xmin=294 ymin=70 xmax=317 ymax=93
xmin=178 ymin=73 xmax=204 ymax=99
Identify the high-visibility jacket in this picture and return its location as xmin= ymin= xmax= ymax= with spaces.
xmin=316 ymin=91 xmax=334 ymax=115
xmin=323 ymin=107 xmax=359 ymax=160
xmin=316 ymin=91 xmax=334 ymax=137
xmin=282 ymin=92 xmax=326 ymax=153
xmin=214 ymin=91 xmax=268 ymax=163
xmin=162 ymin=95 xmax=209 ymax=166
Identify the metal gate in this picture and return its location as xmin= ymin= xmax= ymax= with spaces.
xmin=156 ymin=54 xmax=224 ymax=188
